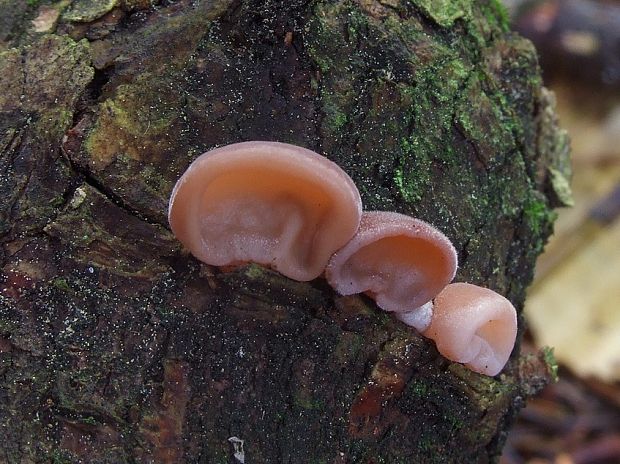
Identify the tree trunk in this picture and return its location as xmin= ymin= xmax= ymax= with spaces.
xmin=0 ymin=0 xmax=567 ymax=462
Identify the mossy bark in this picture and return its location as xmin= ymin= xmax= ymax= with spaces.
xmin=0 ymin=1 xmax=566 ymax=463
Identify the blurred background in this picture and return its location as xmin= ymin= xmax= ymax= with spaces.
xmin=502 ymin=1 xmax=620 ymax=463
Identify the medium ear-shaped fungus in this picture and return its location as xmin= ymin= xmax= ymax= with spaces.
xmin=423 ymin=283 xmax=518 ymax=376
xmin=168 ymin=141 xmax=362 ymax=281
xmin=325 ymin=211 xmax=458 ymax=330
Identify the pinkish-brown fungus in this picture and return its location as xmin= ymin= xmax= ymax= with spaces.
xmin=168 ymin=141 xmax=362 ymax=281
xmin=423 ymin=283 xmax=518 ymax=376
xmin=326 ymin=211 xmax=457 ymax=331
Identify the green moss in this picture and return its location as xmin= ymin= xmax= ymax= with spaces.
xmin=49 ymin=450 xmax=73 ymax=464
xmin=310 ymin=52 xmax=332 ymax=73
xmin=293 ymin=393 xmax=324 ymax=411
xmin=305 ymin=2 xmax=346 ymax=74
xmin=414 ymin=433 xmax=450 ymax=464
xmin=332 ymin=333 xmax=363 ymax=365
xmin=411 ymin=0 xmax=473 ymax=28
xmin=483 ymin=0 xmax=511 ymax=32
xmin=308 ymin=0 xmax=537 ymax=242
xmin=81 ymin=416 xmax=98 ymax=425
xmin=48 ymin=194 xmax=65 ymax=208
xmin=323 ymin=97 xmax=349 ymax=132
xmin=443 ymin=412 xmax=464 ymax=431
xmin=306 ymin=3 xmax=363 ymax=139
xmin=407 ymin=379 xmax=442 ymax=399
xmin=409 ymin=380 xmax=429 ymax=397
xmin=455 ymin=77 xmax=517 ymax=169
xmin=63 ymin=0 xmax=119 ymax=23
xmin=393 ymin=139 xmax=430 ymax=203
xmin=52 ymin=278 xmax=72 ymax=292
xmin=392 ymin=57 xmax=470 ymax=203
xmin=523 ymin=194 xmax=556 ymax=237
xmin=141 ymin=163 xmax=172 ymax=194
xmin=242 ymin=263 xmax=267 ymax=280
xmin=99 ymin=80 xmax=178 ymax=138
xmin=345 ymin=4 xmax=370 ymax=40
xmin=542 ymin=346 xmax=559 ymax=382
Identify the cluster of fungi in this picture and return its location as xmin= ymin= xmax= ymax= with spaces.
xmin=168 ymin=141 xmax=517 ymax=376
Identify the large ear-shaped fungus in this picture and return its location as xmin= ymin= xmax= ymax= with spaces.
xmin=168 ymin=141 xmax=362 ymax=281
xmin=423 ymin=283 xmax=518 ymax=376
xmin=325 ymin=211 xmax=457 ymax=330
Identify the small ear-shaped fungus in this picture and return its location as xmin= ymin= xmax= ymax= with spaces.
xmin=168 ymin=141 xmax=362 ymax=281
xmin=325 ymin=211 xmax=458 ymax=330
xmin=423 ymin=283 xmax=518 ymax=376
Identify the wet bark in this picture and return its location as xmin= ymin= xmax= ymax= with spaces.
xmin=0 ymin=1 xmax=567 ymax=463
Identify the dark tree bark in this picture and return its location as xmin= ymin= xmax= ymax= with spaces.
xmin=0 ymin=1 xmax=567 ymax=463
